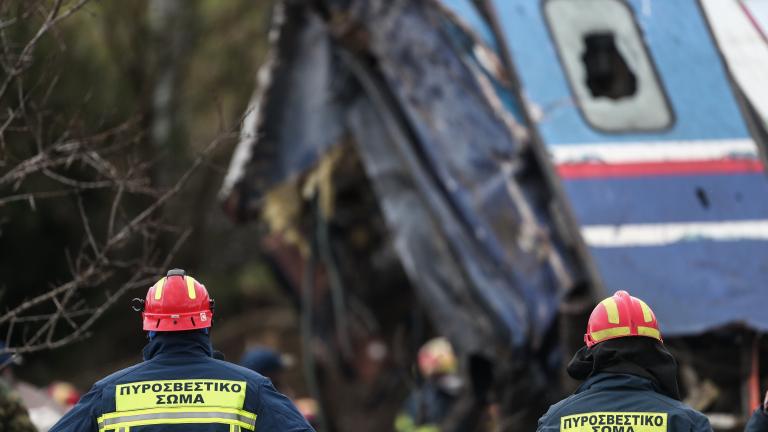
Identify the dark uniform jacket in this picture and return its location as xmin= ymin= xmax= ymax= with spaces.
xmin=49 ymin=332 xmax=314 ymax=432
xmin=746 ymin=408 xmax=768 ymax=432
xmin=537 ymin=373 xmax=712 ymax=432
xmin=395 ymin=381 xmax=456 ymax=432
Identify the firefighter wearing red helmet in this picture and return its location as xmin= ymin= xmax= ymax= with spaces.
xmin=50 ymin=269 xmax=315 ymax=432
xmin=536 ymin=290 xmax=712 ymax=432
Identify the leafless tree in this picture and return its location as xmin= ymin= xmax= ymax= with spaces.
xmin=0 ymin=0 xmax=231 ymax=365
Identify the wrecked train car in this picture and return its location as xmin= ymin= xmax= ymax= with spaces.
xmin=221 ymin=0 xmax=768 ymax=430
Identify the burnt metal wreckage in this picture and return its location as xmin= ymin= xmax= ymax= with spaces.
xmin=220 ymin=0 xmax=768 ymax=431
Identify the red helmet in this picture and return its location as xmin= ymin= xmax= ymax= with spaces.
xmin=584 ymin=290 xmax=662 ymax=348
xmin=137 ymin=269 xmax=214 ymax=332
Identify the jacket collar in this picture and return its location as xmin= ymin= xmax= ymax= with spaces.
xmin=576 ymin=372 xmax=660 ymax=394
xmin=142 ymin=331 xmax=213 ymax=361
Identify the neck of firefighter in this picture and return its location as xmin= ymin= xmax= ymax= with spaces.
xmin=143 ymin=330 xmax=213 ymax=361
xmin=566 ymin=337 xmax=681 ymax=400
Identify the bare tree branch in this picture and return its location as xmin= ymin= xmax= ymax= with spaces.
xmin=0 ymin=0 xmax=244 ymax=360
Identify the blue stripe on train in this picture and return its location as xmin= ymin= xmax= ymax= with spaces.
xmin=591 ymin=240 xmax=768 ymax=334
xmin=563 ymin=173 xmax=768 ymax=225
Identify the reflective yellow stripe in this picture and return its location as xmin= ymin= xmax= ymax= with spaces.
xmin=637 ymin=299 xmax=653 ymax=323
xmin=99 ymin=416 xmax=254 ymax=431
xmin=100 ymin=406 xmax=256 ymax=421
xmin=600 ymin=298 xmax=620 ymax=324
xmin=97 ymin=407 xmax=256 ymax=432
xmin=638 ymin=326 xmax=661 ymax=340
xmin=590 ymin=326 xmax=630 ymax=342
xmin=153 ymin=277 xmax=166 ymax=301
xmin=185 ymin=276 xmax=197 ymax=299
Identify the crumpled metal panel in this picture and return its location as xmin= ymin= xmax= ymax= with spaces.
xmin=330 ymin=0 xmax=574 ymax=352
xmin=346 ymin=97 xmax=499 ymax=358
xmin=222 ymin=0 xmax=581 ymax=358
xmin=221 ymin=2 xmax=347 ymax=221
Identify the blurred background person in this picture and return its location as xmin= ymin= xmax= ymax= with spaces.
xmin=395 ymin=337 xmax=463 ymax=432
xmin=294 ymin=397 xmax=320 ymax=430
xmin=47 ymin=382 xmax=81 ymax=412
xmin=0 ymin=344 xmax=39 ymax=432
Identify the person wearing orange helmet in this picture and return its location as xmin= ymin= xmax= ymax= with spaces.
xmin=49 ymin=269 xmax=314 ymax=432
xmin=537 ymin=290 xmax=712 ymax=432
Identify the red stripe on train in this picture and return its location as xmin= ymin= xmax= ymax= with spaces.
xmin=557 ymin=159 xmax=765 ymax=179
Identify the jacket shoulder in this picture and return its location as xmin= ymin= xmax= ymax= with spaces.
xmin=209 ymin=358 xmax=271 ymax=385
xmin=640 ymin=390 xmax=709 ymax=422
xmin=539 ymin=392 xmax=579 ymax=425
xmin=670 ymin=401 xmax=710 ymax=430
xmin=93 ymin=361 xmax=152 ymax=387
xmin=544 ymin=395 xmax=571 ymax=418
xmin=208 ymin=358 xmax=314 ymax=429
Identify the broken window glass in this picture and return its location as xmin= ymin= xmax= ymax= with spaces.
xmin=582 ymin=32 xmax=638 ymax=99
xmin=545 ymin=0 xmax=673 ymax=132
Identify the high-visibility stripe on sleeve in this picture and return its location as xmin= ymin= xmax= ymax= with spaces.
xmin=185 ymin=276 xmax=197 ymax=299
xmin=589 ymin=326 xmax=631 ymax=342
xmin=97 ymin=407 xmax=257 ymax=432
xmin=599 ymin=298 xmax=620 ymax=324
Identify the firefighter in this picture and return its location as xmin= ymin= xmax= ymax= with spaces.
xmin=537 ymin=290 xmax=712 ymax=432
xmin=395 ymin=337 xmax=462 ymax=432
xmin=745 ymin=390 xmax=768 ymax=432
xmin=49 ymin=269 xmax=315 ymax=432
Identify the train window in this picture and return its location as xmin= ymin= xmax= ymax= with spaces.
xmin=544 ymin=0 xmax=673 ymax=132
